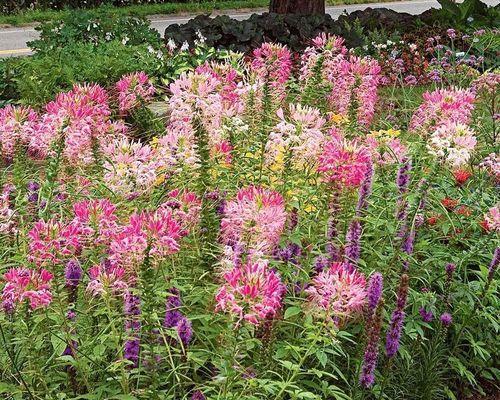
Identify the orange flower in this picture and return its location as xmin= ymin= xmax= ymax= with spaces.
xmin=453 ymin=169 xmax=472 ymax=186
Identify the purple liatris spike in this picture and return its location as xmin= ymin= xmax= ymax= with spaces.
xmin=396 ymin=157 xmax=412 ymax=194
xmin=65 ymin=260 xmax=82 ymax=287
xmin=124 ymin=338 xmax=140 ymax=367
xmin=314 ymin=255 xmax=329 ymax=273
xmin=360 ymin=300 xmax=384 ymax=388
xmin=191 ymin=390 xmax=206 ymax=400
xmin=164 ymin=288 xmax=182 ymax=328
xmin=366 ymin=272 xmax=383 ymax=317
xmin=124 ymin=292 xmax=141 ymax=367
xmin=445 ymin=263 xmax=456 ymax=281
xmin=488 ymin=248 xmax=499 ymax=281
xmin=176 ymin=317 xmax=193 ymax=346
xmin=396 ymin=274 xmax=409 ymax=311
xmin=356 ymin=163 xmax=374 ymax=216
xmin=419 ymin=307 xmax=433 ymax=322
xmin=440 ymin=312 xmax=452 ymax=326
xmin=344 ymin=219 xmax=362 ymax=265
xmin=289 ymin=207 xmax=299 ymax=232
xmin=385 ymin=309 xmax=405 ymax=358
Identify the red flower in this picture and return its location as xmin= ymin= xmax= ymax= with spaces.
xmin=427 ymin=214 xmax=442 ymax=226
xmin=453 ymin=169 xmax=472 ymax=186
xmin=480 ymin=219 xmax=490 ymax=232
xmin=441 ymin=198 xmax=458 ymax=211
xmin=456 ymin=205 xmax=472 ymax=217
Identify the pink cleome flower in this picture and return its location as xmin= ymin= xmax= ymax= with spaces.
xmin=318 ymin=130 xmax=373 ymax=188
xmin=483 ymin=205 xmax=500 ymax=233
xmin=28 ymin=219 xmax=81 ymax=267
xmin=2 ymin=268 xmax=53 ymax=312
xmin=0 ymin=105 xmax=38 ymax=162
xmin=306 ymin=262 xmax=367 ymax=320
xmin=409 ymin=88 xmax=475 ymax=133
xmin=109 ymin=209 xmax=182 ymax=272
xmin=72 ymin=199 xmax=118 ymax=245
xmin=0 ymin=184 xmax=16 ymax=234
xmin=215 ymin=259 xmax=286 ymax=325
xmin=220 ymin=186 xmax=287 ymax=254
xmin=116 ymin=71 xmax=156 ymax=114
xmin=160 ymin=189 xmax=202 ymax=233
xmin=86 ymin=262 xmax=128 ymax=297
xmin=251 ymin=42 xmax=293 ymax=89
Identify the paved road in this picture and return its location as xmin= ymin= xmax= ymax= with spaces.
xmin=0 ymin=0 xmax=498 ymax=57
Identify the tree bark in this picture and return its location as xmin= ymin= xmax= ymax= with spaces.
xmin=269 ymin=0 xmax=325 ymax=15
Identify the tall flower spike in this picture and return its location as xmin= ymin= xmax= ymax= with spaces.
xmin=359 ymin=299 xmax=384 ymax=388
xmin=366 ymin=272 xmax=383 ymax=318
xmin=385 ymin=274 xmax=409 ymax=358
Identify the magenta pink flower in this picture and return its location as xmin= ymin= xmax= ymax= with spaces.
xmin=305 ymin=262 xmax=367 ymax=320
xmin=300 ymin=34 xmax=348 ymax=82
xmin=215 ymin=259 xmax=286 ymax=325
xmin=86 ymin=262 xmax=128 ymax=297
xmin=318 ymin=131 xmax=373 ymax=188
xmin=221 ymin=186 xmax=287 ymax=255
xmin=72 ymin=199 xmax=118 ymax=245
xmin=326 ymin=55 xmax=381 ymax=126
xmin=410 ymin=88 xmax=475 ymax=133
xmin=109 ymin=209 xmax=182 ymax=271
xmin=251 ymin=42 xmax=292 ymax=88
xmin=116 ymin=72 xmax=156 ymax=114
xmin=27 ymin=83 xmax=118 ymax=165
xmin=28 ymin=219 xmax=81 ymax=267
xmin=160 ymin=189 xmax=202 ymax=232
xmin=0 ymin=105 xmax=37 ymax=162
xmin=2 ymin=267 xmax=53 ymax=312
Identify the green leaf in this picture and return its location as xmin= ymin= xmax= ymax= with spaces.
xmin=284 ymin=306 xmax=301 ymax=319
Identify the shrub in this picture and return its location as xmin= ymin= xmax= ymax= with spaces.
xmin=28 ymin=11 xmax=161 ymax=54
xmin=11 ymin=41 xmax=163 ymax=107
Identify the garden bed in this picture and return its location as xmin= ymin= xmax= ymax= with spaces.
xmin=0 ymin=3 xmax=499 ymax=400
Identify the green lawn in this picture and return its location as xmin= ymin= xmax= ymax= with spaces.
xmin=0 ymin=0 xmax=392 ymax=26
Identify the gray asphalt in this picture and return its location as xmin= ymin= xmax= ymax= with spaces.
xmin=0 ymin=0 xmax=498 ymax=57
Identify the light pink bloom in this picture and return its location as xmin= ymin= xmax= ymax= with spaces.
xmin=116 ymin=71 xmax=156 ymax=114
xmin=318 ymin=131 xmax=373 ymax=188
xmin=215 ymin=259 xmax=286 ymax=325
xmin=410 ymin=88 xmax=475 ymax=133
xmin=365 ymin=136 xmax=408 ymax=166
xmin=2 ymin=268 xmax=53 ymax=312
xmin=479 ymin=153 xmax=500 ymax=182
xmin=102 ymin=137 xmax=159 ymax=197
xmin=87 ymin=262 xmax=128 ymax=297
xmin=266 ymin=103 xmax=327 ymax=169
xmin=0 ymin=105 xmax=37 ymax=161
xmin=427 ymin=122 xmax=477 ymax=167
xmin=306 ymin=262 xmax=367 ymax=320
xmin=28 ymin=219 xmax=81 ymax=267
xmin=221 ymin=186 xmax=287 ymax=254
xmin=0 ymin=184 xmax=16 ymax=234
xmin=325 ymin=55 xmax=381 ymax=126
xmin=484 ymin=205 xmax=500 ymax=233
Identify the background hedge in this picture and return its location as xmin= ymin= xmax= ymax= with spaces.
xmin=1 ymin=0 xmax=230 ymax=14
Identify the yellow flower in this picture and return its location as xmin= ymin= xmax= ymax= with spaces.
xmin=331 ymin=113 xmax=349 ymax=124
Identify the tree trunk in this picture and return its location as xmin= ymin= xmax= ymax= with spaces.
xmin=269 ymin=0 xmax=325 ymax=15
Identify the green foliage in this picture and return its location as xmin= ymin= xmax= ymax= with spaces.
xmin=435 ymin=0 xmax=500 ymax=29
xmin=28 ymin=12 xmax=161 ymax=54
xmin=10 ymin=41 xmax=161 ymax=108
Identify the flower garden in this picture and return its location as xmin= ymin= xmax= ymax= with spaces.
xmin=0 ymin=8 xmax=499 ymax=399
